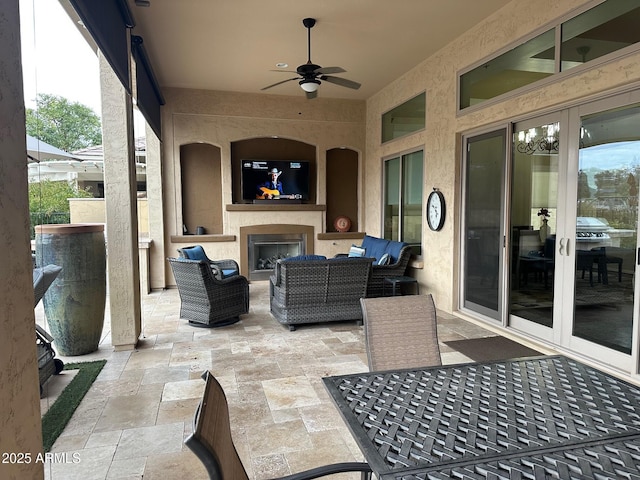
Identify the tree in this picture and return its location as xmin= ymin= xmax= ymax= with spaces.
xmin=29 ymin=179 xmax=93 ymax=215
xmin=25 ymin=93 xmax=102 ymax=152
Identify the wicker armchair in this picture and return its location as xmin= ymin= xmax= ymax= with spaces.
xmin=168 ymin=258 xmax=249 ymax=327
xmin=177 ymin=245 xmax=240 ymax=280
xmin=360 ymin=295 xmax=441 ymax=371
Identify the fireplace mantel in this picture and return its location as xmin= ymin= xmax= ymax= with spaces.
xmin=227 ymin=204 xmax=325 ymax=212
xmin=240 ymin=224 xmax=314 ymax=280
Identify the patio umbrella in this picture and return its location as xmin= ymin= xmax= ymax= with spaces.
xmin=26 ymin=135 xmax=78 ymax=163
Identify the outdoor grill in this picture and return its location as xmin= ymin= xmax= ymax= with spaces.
xmin=576 ymin=216 xmax=612 ymax=249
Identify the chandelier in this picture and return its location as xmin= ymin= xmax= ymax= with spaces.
xmin=516 ymin=124 xmax=559 ymax=155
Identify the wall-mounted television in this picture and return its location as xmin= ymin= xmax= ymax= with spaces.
xmin=241 ymin=160 xmax=310 ymax=202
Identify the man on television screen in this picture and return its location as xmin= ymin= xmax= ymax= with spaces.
xmin=256 ymin=167 xmax=285 ymax=199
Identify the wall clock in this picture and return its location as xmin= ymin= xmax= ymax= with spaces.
xmin=334 ymin=215 xmax=351 ymax=233
xmin=427 ymin=189 xmax=445 ymax=231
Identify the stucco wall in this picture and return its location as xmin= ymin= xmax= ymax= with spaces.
xmin=69 ymin=198 xmax=150 ymax=235
xmin=0 ymin=1 xmax=45 ymax=478
xmin=365 ymin=0 xmax=640 ymax=311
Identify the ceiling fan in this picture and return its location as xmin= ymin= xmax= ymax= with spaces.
xmin=261 ymin=18 xmax=361 ymax=99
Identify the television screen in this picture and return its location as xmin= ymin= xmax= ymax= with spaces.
xmin=241 ymin=160 xmax=310 ymax=201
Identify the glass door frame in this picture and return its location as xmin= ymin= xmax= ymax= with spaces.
xmin=558 ymin=91 xmax=640 ymax=371
xmin=459 ymin=126 xmax=509 ymax=323
xmin=460 ymin=90 xmax=640 ymax=374
xmin=508 ymin=111 xmax=570 ymax=345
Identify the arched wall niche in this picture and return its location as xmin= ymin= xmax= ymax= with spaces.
xmin=231 ymin=137 xmax=316 ymax=204
xmin=180 ymin=142 xmax=223 ymax=234
xmin=326 ymin=147 xmax=359 ymax=232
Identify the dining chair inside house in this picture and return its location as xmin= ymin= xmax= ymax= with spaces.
xmin=185 ymin=371 xmax=372 ymax=480
xmin=360 ymin=294 xmax=442 ymax=371
xmin=178 ymin=245 xmax=240 ymax=280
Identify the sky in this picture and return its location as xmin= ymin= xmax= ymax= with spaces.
xmin=20 ymin=0 xmax=102 ymax=115
xmin=19 ymin=0 xmax=145 ymax=136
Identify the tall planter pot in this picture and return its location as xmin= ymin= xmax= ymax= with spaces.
xmin=35 ymin=224 xmax=106 ymax=356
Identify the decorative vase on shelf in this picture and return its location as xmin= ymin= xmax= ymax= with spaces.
xmin=539 ymin=218 xmax=550 ymax=243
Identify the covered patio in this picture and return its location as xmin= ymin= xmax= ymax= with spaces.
xmin=36 ymin=282 xmax=546 ymax=479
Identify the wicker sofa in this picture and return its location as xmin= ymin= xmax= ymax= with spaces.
xmin=269 ymin=256 xmax=372 ymax=331
xmin=343 ymin=235 xmax=413 ymax=297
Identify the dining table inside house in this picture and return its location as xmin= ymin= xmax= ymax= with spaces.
xmin=322 ymin=355 xmax=640 ymax=479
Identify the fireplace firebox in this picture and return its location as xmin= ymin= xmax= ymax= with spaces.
xmin=248 ymin=234 xmax=305 ymax=280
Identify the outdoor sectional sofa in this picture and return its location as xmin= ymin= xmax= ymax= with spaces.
xmin=344 ymin=235 xmax=413 ymax=297
xmin=269 ymin=256 xmax=372 ymax=330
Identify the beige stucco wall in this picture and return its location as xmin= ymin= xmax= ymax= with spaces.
xmin=0 ymin=1 xmax=45 ymax=478
xmin=69 ymin=198 xmax=150 ymax=235
xmin=160 ymin=89 xmax=366 ymax=285
xmin=365 ymin=0 xmax=640 ymax=311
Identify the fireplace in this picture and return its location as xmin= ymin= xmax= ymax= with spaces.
xmin=248 ymin=234 xmax=305 ymax=280
xmin=240 ymin=224 xmax=314 ymax=281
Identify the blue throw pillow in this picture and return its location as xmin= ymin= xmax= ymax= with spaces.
xmin=377 ymin=253 xmax=391 ymax=266
xmin=348 ymin=245 xmax=366 ymax=257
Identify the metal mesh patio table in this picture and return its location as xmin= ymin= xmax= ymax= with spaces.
xmin=323 ymin=355 xmax=640 ymax=479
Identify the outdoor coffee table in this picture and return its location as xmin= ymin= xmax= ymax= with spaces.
xmin=383 ymin=276 xmax=419 ymax=296
xmin=323 ymin=355 xmax=640 ymax=479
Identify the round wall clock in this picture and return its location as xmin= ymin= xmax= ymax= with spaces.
xmin=427 ymin=190 xmax=445 ymax=231
xmin=334 ymin=215 xmax=352 ymax=233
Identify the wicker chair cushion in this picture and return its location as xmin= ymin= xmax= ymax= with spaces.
xmin=361 ymin=235 xmax=389 ymax=261
xmin=180 ymin=245 xmax=208 ymax=261
xmin=282 ymin=254 xmax=327 ymax=262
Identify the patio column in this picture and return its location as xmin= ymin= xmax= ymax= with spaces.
xmin=0 ymin=2 xmax=45 ymax=478
xmin=144 ymin=123 xmax=166 ymax=290
xmin=99 ymin=53 xmax=142 ymax=350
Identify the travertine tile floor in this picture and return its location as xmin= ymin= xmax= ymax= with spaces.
xmin=36 ymin=281 xmax=506 ymax=480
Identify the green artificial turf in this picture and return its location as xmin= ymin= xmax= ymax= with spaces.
xmin=41 ymin=359 xmax=106 ymax=452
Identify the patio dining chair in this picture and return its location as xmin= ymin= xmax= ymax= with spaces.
xmin=178 ymin=245 xmax=240 ymax=280
xmin=185 ymin=371 xmax=372 ymax=480
xmin=360 ymin=294 xmax=442 ymax=371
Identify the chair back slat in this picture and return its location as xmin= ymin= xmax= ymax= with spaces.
xmin=186 ymin=372 xmax=249 ymax=480
xmin=361 ymin=295 xmax=442 ymax=371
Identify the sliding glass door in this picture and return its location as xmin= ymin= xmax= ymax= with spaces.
xmin=461 ymin=90 xmax=640 ymax=371
xmin=565 ymin=98 xmax=640 ymax=362
xmin=508 ymin=114 xmax=565 ymax=341
xmin=461 ymin=130 xmax=506 ymax=320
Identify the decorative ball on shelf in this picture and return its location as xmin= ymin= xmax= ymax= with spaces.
xmin=334 ymin=215 xmax=351 ymax=233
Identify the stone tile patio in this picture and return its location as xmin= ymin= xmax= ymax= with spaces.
xmin=37 ymin=281 xmax=515 ymax=480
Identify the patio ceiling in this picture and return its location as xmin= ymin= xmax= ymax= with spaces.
xmin=117 ymin=0 xmax=511 ymax=101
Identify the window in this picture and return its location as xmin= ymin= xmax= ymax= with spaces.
xmin=460 ymin=29 xmax=555 ymax=109
xmin=383 ymin=150 xmax=423 ymax=254
xmin=381 ymin=93 xmax=425 ymax=143
xmin=561 ymin=0 xmax=640 ymax=71
xmin=459 ymin=0 xmax=640 ymax=111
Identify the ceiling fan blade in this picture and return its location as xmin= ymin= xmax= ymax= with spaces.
xmin=261 ymin=77 xmax=300 ymax=90
xmin=305 ymin=90 xmax=318 ymax=100
xmin=268 ymin=70 xmax=300 ymax=74
xmin=320 ymin=75 xmax=361 ymax=90
xmin=314 ymin=66 xmax=345 ymax=75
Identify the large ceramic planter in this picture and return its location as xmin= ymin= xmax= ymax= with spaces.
xmin=35 ymin=224 xmax=106 ymax=356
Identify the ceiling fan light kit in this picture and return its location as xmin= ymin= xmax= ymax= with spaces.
xmin=261 ymin=17 xmax=361 ymax=99
xmin=300 ymin=79 xmax=320 ymax=92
